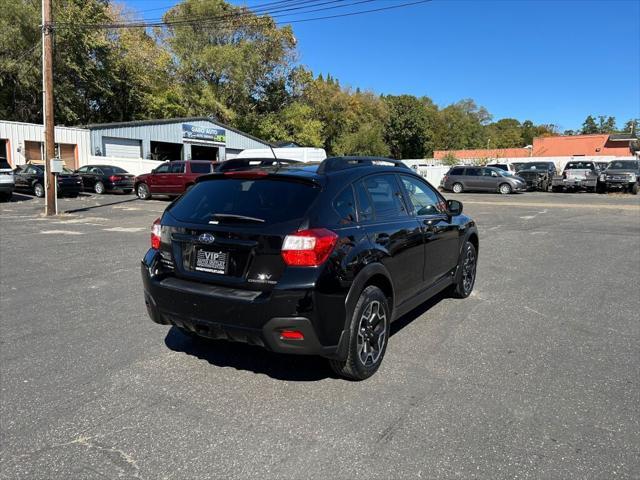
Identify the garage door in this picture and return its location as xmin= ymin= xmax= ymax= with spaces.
xmin=103 ymin=137 xmax=142 ymax=159
xmin=58 ymin=144 xmax=77 ymax=169
xmin=25 ymin=141 xmax=43 ymax=162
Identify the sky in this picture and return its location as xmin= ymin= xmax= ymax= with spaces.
xmin=122 ymin=0 xmax=640 ymax=132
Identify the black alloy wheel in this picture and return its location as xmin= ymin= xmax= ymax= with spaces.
xmin=329 ymin=285 xmax=390 ymax=380
xmin=451 ymin=241 xmax=477 ymax=299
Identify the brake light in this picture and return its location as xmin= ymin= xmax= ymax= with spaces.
xmin=151 ymin=218 xmax=161 ymax=250
xmin=280 ymin=330 xmax=304 ymax=341
xmin=281 ymin=228 xmax=338 ymax=267
xmin=223 ymin=170 xmax=268 ymax=179
xmin=109 ymin=175 xmax=123 ymax=182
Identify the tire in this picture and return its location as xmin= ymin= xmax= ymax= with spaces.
xmin=123 ymin=189 xmax=133 ymax=195
xmin=33 ymin=182 xmax=45 ymax=198
xmin=136 ymin=183 xmax=151 ymax=200
xmin=499 ymin=183 xmax=512 ymax=195
xmin=329 ymin=286 xmax=390 ymax=381
xmin=552 ymin=186 xmax=562 ymax=193
xmin=451 ymin=241 xmax=477 ymax=299
xmin=0 ymin=191 xmax=11 ymax=202
xmin=94 ymin=181 xmax=105 ymax=194
xmin=452 ymin=183 xmax=463 ymax=194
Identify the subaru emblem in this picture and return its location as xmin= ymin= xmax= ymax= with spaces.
xmin=198 ymin=233 xmax=215 ymax=244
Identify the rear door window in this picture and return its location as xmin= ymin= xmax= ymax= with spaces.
xmin=465 ymin=168 xmax=480 ymax=176
xmin=363 ymin=174 xmax=408 ymax=220
xmin=169 ymin=162 xmax=185 ymax=174
xmin=449 ymin=167 xmax=464 ymax=175
xmin=168 ymin=178 xmax=320 ymax=225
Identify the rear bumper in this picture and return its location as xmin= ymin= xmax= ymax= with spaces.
xmin=552 ymin=178 xmax=597 ymax=189
xmin=0 ymin=182 xmax=14 ymax=193
xmin=58 ymin=183 xmax=83 ymax=195
xmin=141 ymin=250 xmax=344 ymax=358
xmin=107 ymin=181 xmax=134 ymax=191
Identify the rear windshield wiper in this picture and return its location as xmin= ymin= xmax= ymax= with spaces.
xmin=209 ymin=213 xmax=265 ymax=224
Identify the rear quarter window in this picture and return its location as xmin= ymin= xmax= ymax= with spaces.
xmin=190 ymin=162 xmax=212 ymax=174
xmin=333 ymin=186 xmax=357 ymax=225
xmin=168 ymin=178 xmax=320 ymax=225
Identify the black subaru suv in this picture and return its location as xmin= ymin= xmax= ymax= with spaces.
xmin=141 ymin=157 xmax=479 ymax=380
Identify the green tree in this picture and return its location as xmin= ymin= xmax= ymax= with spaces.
xmin=622 ymin=119 xmax=639 ymax=134
xmin=484 ymin=118 xmax=522 ymax=148
xmin=161 ymin=0 xmax=296 ymax=124
xmin=581 ymin=115 xmax=599 ymax=134
xmin=383 ymin=95 xmax=437 ymax=159
xmin=333 ymin=122 xmax=390 ymax=157
xmin=597 ymin=115 xmax=616 ymax=133
xmin=441 ymin=152 xmax=458 ymax=166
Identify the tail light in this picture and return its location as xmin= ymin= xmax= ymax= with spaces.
xmin=109 ymin=175 xmax=123 ymax=182
xmin=281 ymin=228 xmax=338 ymax=267
xmin=151 ymin=218 xmax=161 ymax=250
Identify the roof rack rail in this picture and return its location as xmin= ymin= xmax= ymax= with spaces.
xmin=216 ymin=158 xmax=301 ymax=172
xmin=317 ymin=156 xmax=410 ymax=174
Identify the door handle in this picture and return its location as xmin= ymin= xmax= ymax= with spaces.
xmin=423 ymin=218 xmax=446 ymax=233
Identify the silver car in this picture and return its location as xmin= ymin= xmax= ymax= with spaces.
xmin=0 ymin=157 xmax=14 ymax=201
xmin=441 ymin=166 xmax=527 ymax=194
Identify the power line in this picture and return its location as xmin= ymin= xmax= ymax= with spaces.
xmin=59 ymin=0 xmax=348 ymax=28
xmin=133 ymin=0 xmax=308 ymax=15
xmin=56 ymin=0 xmax=431 ymax=30
xmin=129 ymin=0 xmax=331 ymax=23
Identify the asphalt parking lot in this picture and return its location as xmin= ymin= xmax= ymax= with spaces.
xmin=1 ymin=191 xmax=639 ymax=479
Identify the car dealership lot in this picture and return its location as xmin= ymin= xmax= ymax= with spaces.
xmin=1 ymin=192 xmax=639 ymax=479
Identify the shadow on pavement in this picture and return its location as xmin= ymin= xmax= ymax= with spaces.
xmin=163 ymin=290 xmax=449 ymax=381
xmin=390 ymin=290 xmax=448 ymax=337
xmin=164 ymin=326 xmax=336 ymax=382
xmin=6 ymin=193 xmax=36 ymax=203
xmin=64 ymin=197 xmax=140 ymax=213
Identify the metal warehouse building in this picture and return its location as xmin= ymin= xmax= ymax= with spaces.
xmin=0 ymin=120 xmax=91 ymax=169
xmin=87 ymin=117 xmax=270 ymax=162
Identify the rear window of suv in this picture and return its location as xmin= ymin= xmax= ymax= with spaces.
xmin=168 ymin=177 xmax=320 ymax=225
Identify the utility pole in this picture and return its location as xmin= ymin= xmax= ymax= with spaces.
xmin=42 ymin=0 xmax=56 ymax=215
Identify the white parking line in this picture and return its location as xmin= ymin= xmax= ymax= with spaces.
xmin=40 ymin=230 xmax=84 ymax=235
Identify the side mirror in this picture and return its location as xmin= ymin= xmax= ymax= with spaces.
xmin=447 ymin=199 xmax=463 ymax=216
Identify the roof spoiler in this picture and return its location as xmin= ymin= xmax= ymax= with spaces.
xmin=317 ymin=156 xmax=410 ymax=174
xmin=215 ymin=158 xmax=301 ymax=172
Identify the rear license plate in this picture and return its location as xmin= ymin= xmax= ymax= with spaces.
xmin=195 ymin=249 xmax=227 ymax=274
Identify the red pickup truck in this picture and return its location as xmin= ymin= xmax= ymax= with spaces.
xmin=135 ymin=161 xmax=219 ymax=200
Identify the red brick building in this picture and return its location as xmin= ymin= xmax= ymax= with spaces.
xmin=433 ymin=134 xmax=637 ymax=161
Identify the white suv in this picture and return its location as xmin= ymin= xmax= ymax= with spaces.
xmin=0 ymin=158 xmax=15 ymax=201
xmin=486 ymin=162 xmax=518 ymax=176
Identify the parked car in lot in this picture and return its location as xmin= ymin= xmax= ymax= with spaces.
xmin=0 ymin=157 xmax=15 ymax=201
xmin=135 ymin=160 xmax=219 ymax=200
xmin=485 ymin=162 xmax=519 ymax=175
xmin=512 ymin=162 xmax=529 ymax=173
xmin=599 ymin=160 xmax=639 ymax=194
xmin=441 ymin=166 xmax=527 ymax=194
xmin=141 ymin=157 xmax=479 ymax=380
xmin=75 ymin=165 xmax=134 ymax=194
xmin=13 ymin=163 xmax=83 ymax=197
xmin=516 ymin=162 xmax=557 ymax=191
xmin=552 ymin=161 xmax=602 ymax=192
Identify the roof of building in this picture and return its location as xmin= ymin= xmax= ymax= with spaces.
xmin=82 ymin=116 xmax=270 ymax=146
